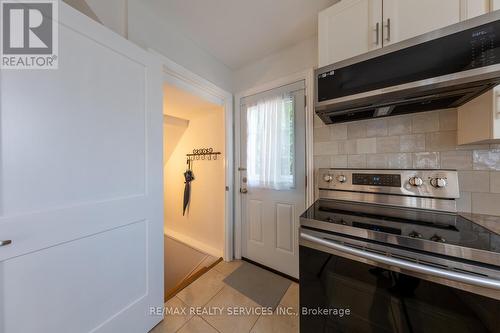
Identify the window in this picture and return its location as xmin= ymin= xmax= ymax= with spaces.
xmin=246 ymin=93 xmax=295 ymax=190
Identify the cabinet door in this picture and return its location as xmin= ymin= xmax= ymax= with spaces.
xmin=382 ymin=0 xmax=462 ymax=46
xmin=492 ymin=0 xmax=500 ymax=11
xmin=318 ymin=0 xmax=382 ymax=67
xmin=461 ymin=0 xmax=490 ymax=19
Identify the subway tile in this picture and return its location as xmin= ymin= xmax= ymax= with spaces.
xmin=440 ymin=150 xmax=473 ymax=170
xmin=491 ymin=172 xmax=500 ymax=193
xmin=388 ymin=116 xmax=412 ymax=135
xmin=366 ymin=119 xmax=388 ymax=137
xmin=338 ymin=139 xmax=357 ymax=155
xmin=400 ymin=134 xmax=425 ymax=152
xmin=456 ymin=191 xmax=472 ymax=213
xmin=473 ymin=149 xmax=500 ymax=170
xmin=458 ymin=171 xmax=490 ymax=193
xmin=472 ymin=192 xmax=500 ymax=215
xmin=412 ymin=112 xmax=439 ymax=133
xmin=314 ymin=156 xmax=332 ymax=168
xmin=413 ymin=152 xmax=440 ymax=169
xmin=347 ymin=122 xmax=367 ymax=139
xmin=314 ymin=142 xmax=338 ymax=156
xmin=330 ymin=124 xmax=348 ymax=140
xmin=332 ymin=155 xmax=348 ymax=168
xmin=438 ymin=109 xmax=457 ymax=131
xmin=348 ymin=154 xmax=367 ymax=168
xmin=314 ymin=127 xmax=331 ymax=142
xmin=425 ymin=131 xmax=457 ymax=151
xmin=376 ymin=136 xmax=401 ymax=153
xmin=367 ymin=154 xmax=388 ymax=168
xmin=387 ymin=153 xmax=413 ymax=169
xmin=357 ymin=138 xmax=377 ymax=154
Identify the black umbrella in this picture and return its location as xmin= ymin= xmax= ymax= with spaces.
xmin=183 ymin=159 xmax=194 ymax=216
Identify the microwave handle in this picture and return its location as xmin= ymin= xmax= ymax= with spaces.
xmin=300 ymin=231 xmax=500 ymax=291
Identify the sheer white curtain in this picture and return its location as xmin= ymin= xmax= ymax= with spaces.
xmin=246 ymin=93 xmax=295 ymax=190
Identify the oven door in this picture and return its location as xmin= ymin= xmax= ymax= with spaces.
xmin=299 ymin=228 xmax=500 ymax=333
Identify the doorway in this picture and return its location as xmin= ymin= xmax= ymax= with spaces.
xmin=238 ymin=80 xmax=307 ymax=278
xmin=162 ymin=83 xmax=227 ymax=299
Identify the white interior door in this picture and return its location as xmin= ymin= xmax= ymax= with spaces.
xmin=239 ymin=81 xmax=306 ymax=278
xmin=0 ymin=4 xmax=163 ymax=333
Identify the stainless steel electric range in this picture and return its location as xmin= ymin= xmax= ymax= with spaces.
xmin=299 ymin=169 xmax=500 ymax=333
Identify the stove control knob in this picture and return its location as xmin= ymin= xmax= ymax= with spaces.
xmin=430 ymin=177 xmax=447 ymax=188
xmin=409 ymin=176 xmax=423 ymax=187
xmin=408 ymin=231 xmax=422 ymax=239
xmin=430 ymin=234 xmax=446 ymax=243
xmin=336 ymin=175 xmax=347 ymax=183
xmin=323 ymin=174 xmax=333 ymax=183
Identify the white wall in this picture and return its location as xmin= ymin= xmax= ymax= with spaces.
xmin=163 ymin=109 xmax=225 ymax=257
xmin=86 ymin=0 xmax=127 ymax=37
xmin=127 ymin=1 xmax=233 ymax=92
xmin=233 ymin=36 xmax=318 ymax=93
xmin=74 ymin=0 xmax=233 ymax=92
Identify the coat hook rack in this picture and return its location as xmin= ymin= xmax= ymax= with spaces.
xmin=186 ymin=148 xmax=222 ymax=161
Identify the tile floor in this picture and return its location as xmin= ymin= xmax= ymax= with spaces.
xmin=150 ymin=260 xmax=299 ymax=333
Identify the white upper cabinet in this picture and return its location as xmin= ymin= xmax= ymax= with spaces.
xmin=319 ymin=0 xmax=491 ymax=67
xmin=319 ymin=0 xmax=382 ymax=67
xmin=382 ymin=0 xmax=461 ymax=47
xmin=492 ymin=0 xmax=500 ymax=11
xmin=458 ymin=89 xmax=500 ymax=144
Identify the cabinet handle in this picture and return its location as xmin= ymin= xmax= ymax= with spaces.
xmin=0 ymin=240 xmax=12 ymax=247
xmin=374 ymin=22 xmax=380 ymax=45
xmin=384 ymin=18 xmax=391 ymax=42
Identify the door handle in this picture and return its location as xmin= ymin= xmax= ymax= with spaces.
xmin=300 ymin=232 xmax=500 ymax=291
xmin=0 ymin=240 xmax=12 ymax=247
xmin=240 ymin=188 xmax=248 ymax=194
xmin=374 ymin=22 xmax=380 ymax=45
xmin=384 ymin=18 xmax=391 ymax=42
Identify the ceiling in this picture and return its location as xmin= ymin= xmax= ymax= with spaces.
xmin=144 ymin=0 xmax=338 ymax=69
xmin=163 ymin=84 xmax=222 ymax=120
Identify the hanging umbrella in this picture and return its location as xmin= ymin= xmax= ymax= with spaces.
xmin=183 ymin=159 xmax=194 ymax=216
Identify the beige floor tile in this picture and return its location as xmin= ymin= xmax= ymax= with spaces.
xmin=279 ymin=283 xmax=299 ymax=312
xmin=202 ymin=286 xmax=260 ymax=333
xmin=177 ymin=316 xmax=218 ymax=333
xmin=212 ymin=260 xmax=243 ymax=276
xmin=149 ymin=297 xmax=192 ymax=333
xmin=250 ymin=308 xmax=299 ymax=333
xmin=177 ymin=269 xmax=226 ymax=307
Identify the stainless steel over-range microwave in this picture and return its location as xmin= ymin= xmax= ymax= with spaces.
xmin=315 ymin=11 xmax=500 ymax=124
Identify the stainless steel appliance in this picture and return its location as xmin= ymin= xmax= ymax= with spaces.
xmin=315 ymin=11 xmax=500 ymax=124
xmin=300 ymin=169 xmax=500 ymax=333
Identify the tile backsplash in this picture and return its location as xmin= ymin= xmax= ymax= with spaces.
xmin=313 ymin=109 xmax=500 ymax=215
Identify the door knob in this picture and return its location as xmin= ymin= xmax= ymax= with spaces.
xmin=240 ymin=188 xmax=248 ymax=194
xmin=0 ymin=240 xmax=12 ymax=247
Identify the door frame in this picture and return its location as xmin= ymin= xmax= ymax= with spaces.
xmin=234 ymin=69 xmax=315 ymax=260
xmin=149 ymin=49 xmax=234 ymax=262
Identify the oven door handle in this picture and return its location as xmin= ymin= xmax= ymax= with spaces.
xmin=300 ymin=232 xmax=500 ymax=291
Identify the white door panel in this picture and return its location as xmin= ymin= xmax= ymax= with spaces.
xmin=318 ymin=0 xmax=382 ymax=66
xmin=240 ymin=82 xmax=306 ymax=278
xmin=382 ymin=0 xmax=461 ymax=46
xmin=0 ymin=3 xmax=163 ymax=333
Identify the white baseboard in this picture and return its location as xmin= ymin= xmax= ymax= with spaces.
xmin=164 ymin=228 xmax=223 ymax=258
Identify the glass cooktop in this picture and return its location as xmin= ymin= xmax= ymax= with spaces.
xmin=301 ymin=199 xmax=500 ymax=257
